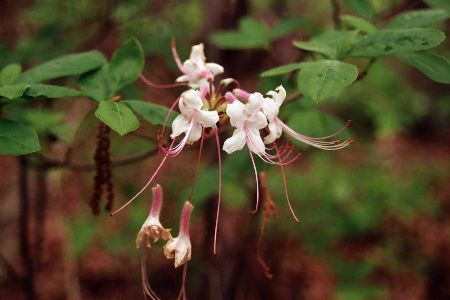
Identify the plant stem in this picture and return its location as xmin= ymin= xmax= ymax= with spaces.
xmin=34 ymin=163 xmax=48 ymax=268
xmin=330 ymin=0 xmax=341 ymax=29
xmin=18 ymin=156 xmax=36 ymax=300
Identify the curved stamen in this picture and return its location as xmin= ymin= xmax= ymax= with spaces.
xmin=213 ymin=129 xmax=222 ymax=255
xmin=110 ymin=141 xmax=174 ymax=216
xmin=171 ymin=38 xmax=185 ymax=73
xmin=248 ymin=147 xmax=260 ymax=214
xmin=141 ymin=249 xmax=161 ymax=300
xmin=274 ymin=143 xmax=300 ymax=223
xmin=188 ymin=128 xmax=205 ymax=200
xmin=176 ymin=263 xmax=188 ymax=300
xmin=160 ymin=97 xmax=181 ymax=140
xmin=139 ymin=74 xmax=189 ymax=89
xmin=160 ymin=119 xmax=195 ymax=158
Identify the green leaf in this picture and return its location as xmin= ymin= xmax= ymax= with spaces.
xmin=340 ymin=15 xmax=377 ymax=34
xmin=294 ymin=31 xmax=359 ymax=60
xmin=0 ymin=64 xmax=22 ymax=86
xmin=388 ymin=9 xmax=449 ymax=29
xmin=0 ymin=118 xmax=41 ymax=155
xmin=425 ymin=0 xmax=450 ymax=12
xmin=261 ymin=63 xmax=305 ymax=77
xmin=297 ymin=60 xmax=358 ymax=102
xmin=108 ymin=37 xmax=144 ymax=93
xmin=78 ymin=66 xmax=111 ymax=101
xmin=343 ymin=0 xmax=376 ymax=20
xmin=350 ymin=28 xmax=446 ymax=58
xmin=17 ymin=51 xmax=106 ymax=83
xmin=270 ymin=17 xmax=305 ymax=39
xmin=95 ymin=101 xmax=140 ymax=135
xmin=210 ymin=17 xmax=271 ymax=49
xmin=0 ymin=84 xmax=29 ymax=99
xmin=123 ymin=100 xmax=177 ymax=125
xmin=25 ymin=84 xmax=82 ymax=98
xmin=398 ymin=52 xmax=450 ymax=84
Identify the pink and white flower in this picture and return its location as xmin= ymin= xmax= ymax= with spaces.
xmin=164 ymin=201 xmax=193 ymax=268
xmin=136 ymin=184 xmax=172 ymax=248
xmin=174 ymin=43 xmax=224 ymax=89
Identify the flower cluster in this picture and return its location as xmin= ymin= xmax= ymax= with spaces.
xmin=112 ymin=42 xmax=352 ymax=283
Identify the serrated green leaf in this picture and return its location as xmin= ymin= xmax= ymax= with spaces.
xmin=0 ymin=118 xmax=41 ymax=155
xmin=123 ymin=100 xmax=177 ymax=125
xmin=340 ymin=15 xmax=377 ymax=34
xmin=350 ymin=28 xmax=446 ymax=58
xmin=343 ymin=0 xmax=376 ymax=20
xmin=398 ymin=52 xmax=450 ymax=84
xmin=95 ymin=101 xmax=140 ymax=135
xmin=25 ymin=84 xmax=82 ymax=98
xmin=388 ymin=9 xmax=449 ymax=29
xmin=17 ymin=51 xmax=106 ymax=83
xmin=270 ymin=17 xmax=305 ymax=39
xmin=108 ymin=37 xmax=144 ymax=93
xmin=261 ymin=63 xmax=305 ymax=77
xmin=0 ymin=64 xmax=22 ymax=86
xmin=78 ymin=66 xmax=111 ymax=101
xmin=297 ymin=60 xmax=358 ymax=102
xmin=0 ymin=84 xmax=29 ymax=99
xmin=294 ymin=31 xmax=359 ymax=60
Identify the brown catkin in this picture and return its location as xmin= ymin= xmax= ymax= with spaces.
xmin=89 ymin=122 xmax=114 ymax=215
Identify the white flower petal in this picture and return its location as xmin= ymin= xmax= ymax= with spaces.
xmin=223 ymin=129 xmax=247 ymax=154
xmin=264 ymin=120 xmax=283 ymax=144
xmin=267 ymin=85 xmax=286 ymax=107
xmin=247 ymin=127 xmax=265 ymax=154
xmin=262 ymin=99 xmax=278 ymax=122
xmin=187 ymin=122 xmax=202 ymax=144
xmin=247 ymin=111 xmax=268 ymax=130
xmin=226 ymin=100 xmax=246 ymax=128
xmin=206 ymin=63 xmax=224 ymax=75
xmin=245 ymin=92 xmax=264 ymax=115
xmin=189 ymin=44 xmax=206 ymax=64
xmin=182 ymin=89 xmax=203 ymax=110
xmin=196 ymin=110 xmax=219 ymax=128
xmin=171 ymin=115 xmax=191 ymax=139
xmin=175 ymin=75 xmax=189 ymax=83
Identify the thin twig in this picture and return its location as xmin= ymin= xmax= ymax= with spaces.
xmin=330 ymin=0 xmax=341 ymax=29
xmin=18 ymin=157 xmax=36 ymax=300
xmin=357 ymin=58 xmax=376 ymax=81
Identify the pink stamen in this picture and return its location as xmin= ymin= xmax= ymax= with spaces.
xmin=176 ymin=264 xmax=188 ymax=300
xmin=141 ymin=249 xmax=161 ymax=300
xmin=234 ymin=88 xmax=250 ymax=101
xmin=274 ymin=144 xmax=300 ymax=222
xmin=180 ymin=201 xmax=193 ymax=238
xmin=139 ymin=74 xmax=188 ymax=89
xmin=110 ymin=144 xmax=173 ymax=216
xmin=199 ymin=86 xmax=208 ymax=99
xmin=171 ymin=38 xmax=185 ymax=73
xmin=160 ymin=97 xmax=180 ymax=139
xmin=188 ymin=128 xmax=205 ymax=199
xmin=213 ymin=129 xmax=222 ymax=255
xmin=149 ymin=184 xmax=163 ymax=218
xmin=248 ymin=146 xmax=260 ymax=214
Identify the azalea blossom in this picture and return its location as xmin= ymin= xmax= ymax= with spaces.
xmin=164 ymin=201 xmax=193 ymax=268
xmin=136 ymin=184 xmax=172 ymax=248
xmin=174 ymin=43 xmax=224 ymax=89
xmin=223 ymin=92 xmax=267 ymax=155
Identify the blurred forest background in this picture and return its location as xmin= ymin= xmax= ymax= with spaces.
xmin=0 ymin=0 xmax=449 ymax=299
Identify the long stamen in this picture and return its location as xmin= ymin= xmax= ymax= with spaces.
xmin=274 ymin=144 xmax=300 ymax=222
xmin=141 ymin=249 xmax=161 ymax=300
xmin=110 ymin=140 xmax=175 ymax=216
xmin=139 ymin=74 xmax=189 ymax=89
xmin=176 ymin=263 xmax=188 ymax=300
xmin=188 ymin=128 xmax=205 ymax=200
xmin=171 ymin=38 xmax=185 ymax=72
xmin=160 ymin=97 xmax=180 ymax=139
xmin=213 ymin=129 xmax=222 ymax=255
xmin=248 ymin=146 xmax=260 ymax=214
